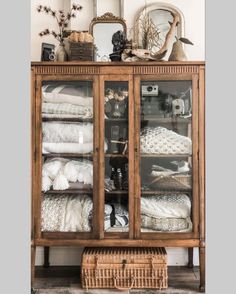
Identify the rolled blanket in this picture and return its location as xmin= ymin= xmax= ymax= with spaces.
xmin=140 ymin=126 xmax=192 ymax=154
xmin=141 ymin=215 xmax=192 ymax=232
xmin=42 ymin=122 xmax=93 ymax=143
xmin=141 ymin=194 xmax=191 ymax=219
xmin=42 ymin=103 xmax=93 ymax=118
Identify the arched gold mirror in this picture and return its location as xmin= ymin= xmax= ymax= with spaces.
xmin=89 ymin=12 xmax=127 ymax=61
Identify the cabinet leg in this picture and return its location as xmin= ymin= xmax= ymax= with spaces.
xmin=188 ymin=248 xmax=194 ymax=268
xmin=43 ymin=246 xmax=50 ymax=268
xmin=199 ymin=245 xmax=205 ymax=292
xmin=31 ymin=244 xmax=36 ymax=288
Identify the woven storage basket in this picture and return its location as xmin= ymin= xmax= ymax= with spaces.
xmin=81 ymin=247 xmax=168 ymax=290
xmin=148 ymin=174 xmax=192 ymax=191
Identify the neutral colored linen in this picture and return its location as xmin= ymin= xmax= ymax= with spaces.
xmin=141 ymin=215 xmax=192 ymax=232
xmin=141 ymin=194 xmax=191 ymax=219
xmin=43 ymin=122 xmax=93 ymax=143
xmin=42 ymin=158 xmax=93 ymax=192
xmin=42 ymin=102 xmax=93 ymax=118
xmin=42 ymin=142 xmax=93 ymax=154
xmin=140 ymin=126 xmax=192 ymax=154
xmin=42 ymin=84 xmax=93 ymax=107
xmin=41 ymin=195 xmax=112 ymax=232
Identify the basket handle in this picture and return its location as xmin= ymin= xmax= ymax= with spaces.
xmin=113 ymin=276 xmax=135 ymax=291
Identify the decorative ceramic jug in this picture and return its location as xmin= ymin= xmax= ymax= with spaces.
xmin=56 ymin=42 xmax=68 ymax=61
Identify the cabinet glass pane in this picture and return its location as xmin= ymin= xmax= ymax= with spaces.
xmin=140 ymin=81 xmax=193 ymax=233
xmin=41 ymin=81 xmax=94 ymax=233
xmin=104 ymin=81 xmax=129 ymax=233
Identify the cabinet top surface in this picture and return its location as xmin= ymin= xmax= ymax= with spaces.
xmin=31 ymin=61 xmax=205 ymax=66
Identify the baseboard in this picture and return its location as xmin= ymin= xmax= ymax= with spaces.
xmin=35 ymin=247 xmax=199 ymax=266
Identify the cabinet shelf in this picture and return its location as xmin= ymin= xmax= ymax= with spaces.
xmin=43 ymin=153 xmax=93 ymax=158
xmin=141 ymin=154 xmax=192 ymax=158
xmin=141 ymin=190 xmax=192 ymax=195
xmin=42 ymin=117 xmax=93 ymax=123
xmin=105 ymin=190 xmax=128 ymax=195
xmin=141 ymin=117 xmax=191 ymax=124
xmin=105 ymin=153 xmax=128 ymax=158
xmin=105 ymin=118 xmax=128 ymax=122
xmin=43 ymin=189 xmax=93 ymax=195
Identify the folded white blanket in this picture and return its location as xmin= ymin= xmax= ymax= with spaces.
xmin=43 ymin=122 xmax=93 ymax=143
xmin=141 ymin=194 xmax=191 ymax=219
xmin=140 ymin=126 xmax=192 ymax=154
xmin=42 ymin=85 xmax=93 ymax=107
xmin=42 ymin=103 xmax=93 ymax=118
xmin=42 ymin=113 xmax=92 ymax=119
xmin=43 ymin=142 xmax=93 ymax=154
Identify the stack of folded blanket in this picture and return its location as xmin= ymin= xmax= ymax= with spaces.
xmin=41 ymin=195 xmax=112 ymax=232
xmin=140 ymin=126 xmax=192 ymax=154
xmin=141 ymin=194 xmax=192 ymax=232
xmin=42 ymin=158 xmax=93 ymax=192
xmin=42 ymin=84 xmax=93 ymax=119
xmin=42 ymin=122 xmax=94 ymax=154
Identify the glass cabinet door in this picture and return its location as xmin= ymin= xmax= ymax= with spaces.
xmin=40 ymin=80 xmax=97 ymax=235
xmin=138 ymin=80 xmax=194 ymax=234
xmin=102 ymin=79 xmax=132 ymax=235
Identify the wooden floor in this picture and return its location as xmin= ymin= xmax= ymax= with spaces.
xmin=33 ymin=266 xmax=203 ymax=294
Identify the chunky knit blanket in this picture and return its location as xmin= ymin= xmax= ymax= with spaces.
xmin=140 ymin=126 xmax=192 ymax=154
xmin=141 ymin=194 xmax=191 ymax=219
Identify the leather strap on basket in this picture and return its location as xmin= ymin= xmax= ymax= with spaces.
xmin=113 ymin=276 xmax=135 ymax=291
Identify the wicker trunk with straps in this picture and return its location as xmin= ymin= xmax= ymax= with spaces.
xmin=81 ymin=247 xmax=168 ymax=290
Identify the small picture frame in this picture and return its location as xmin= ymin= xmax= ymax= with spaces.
xmin=41 ymin=43 xmax=55 ymax=61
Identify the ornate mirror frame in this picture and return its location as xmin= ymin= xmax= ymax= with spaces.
xmin=89 ymin=12 xmax=127 ymax=36
xmin=93 ymin=0 xmax=124 ymax=18
xmin=134 ymin=2 xmax=185 ymax=49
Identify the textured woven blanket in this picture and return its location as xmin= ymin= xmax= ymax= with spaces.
xmin=141 ymin=194 xmax=191 ymax=219
xmin=42 ymin=102 xmax=93 ymax=118
xmin=41 ymin=195 xmax=112 ymax=232
xmin=141 ymin=215 xmax=192 ymax=232
xmin=140 ymin=126 xmax=192 ymax=154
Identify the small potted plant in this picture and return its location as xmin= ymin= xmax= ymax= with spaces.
xmin=37 ymin=3 xmax=83 ymax=61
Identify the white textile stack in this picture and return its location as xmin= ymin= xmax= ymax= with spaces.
xmin=141 ymin=194 xmax=192 ymax=232
xmin=42 ymin=122 xmax=94 ymax=154
xmin=42 ymin=84 xmax=93 ymax=119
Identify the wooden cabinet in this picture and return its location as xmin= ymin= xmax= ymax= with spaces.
xmin=31 ymin=61 xmax=205 ymax=291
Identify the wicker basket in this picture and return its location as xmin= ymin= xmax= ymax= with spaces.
xmin=148 ymin=174 xmax=192 ymax=191
xmin=81 ymin=247 xmax=168 ymax=290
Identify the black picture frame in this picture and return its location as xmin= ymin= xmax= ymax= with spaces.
xmin=41 ymin=43 xmax=55 ymax=61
